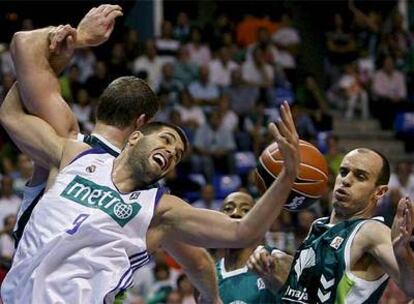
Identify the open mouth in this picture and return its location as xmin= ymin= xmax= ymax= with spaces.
xmin=153 ymin=153 xmax=168 ymax=170
xmin=334 ymin=188 xmax=349 ymax=200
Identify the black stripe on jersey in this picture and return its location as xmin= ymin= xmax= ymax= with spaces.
xmin=13 ymin=188 xmax=45 ymax=248
xmin=83 ymin=134 xmax=119 ymax=157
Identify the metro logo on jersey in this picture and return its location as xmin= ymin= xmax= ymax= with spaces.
xmin=61 ymin=175 xmax=141 ymax=227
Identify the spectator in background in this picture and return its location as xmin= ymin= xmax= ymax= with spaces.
xmin=224 ymin=68 xmax=259 ymax=117
xmin=177 ymin=274 xmax=196 ymax=304
xmin=133 ymin=40 xmax=164 ymax=90
xmin=192 ymin=184 xmax=221 ymax=211
xmin=166 ymin=290 xmax=183 ymax=304
xmin=208 ymin=46 xmax=239 ymax=87
xmin=217 ymin=94 xmax=238 ymax=132
xmin=337 ymin=62 xmax=369 ymax=120
xmin=188 ymin=65 xmax=220 ymax=109
xmin=173 ymin=46 xmax=199 ymax=86
xmin=11 ymin=154 xmax=33 ymax=197
xmin=272 ymin=13 xmax=301 ymax=56
xmin=247 ymin=27 xmax=278 ymax=65
xmin=124 ymin=28 xmax=143 ymax=62
xmin=174 ymin=12 xmax=191 ymax=43
xmin=85 ymin=61 xmax=110 ymax=99
xmin=325 ymin=135 xmax=344 ymax=176
xmin=154 ymin=89 xmax=173 ymax=123
xmin=325 ymin=13 xmax=357 ymax=83
xmin=108 ymin=43 xmax=130 ymax=79
xmin=156 ymin=21 xmax=180 ymax=62
xmin=242 ymin=47 xmax=274 ymax=90
xmin=71 ymin=88 xmax=94 ymax=133
xmin=158 ymin=62 xmax=183 ymax=104
xmin=295 ymin=210 xmax=317 ymax=247
xmin=186 ymin=26 xmax=211 ymax=67
xmin=193 ymin=112 xmax=236 ymax=181
xmin=174 ymin=89 xmax=206 ymax=131
xmin=296 ymin=74 xmax=333 ymax=131
xmin=0 ymin=176 xmax=20 ymax=230
xmin=146 ymin=263 xmax=174 ymax=304
xmin=0 ymin=44 xmax=14 ymax=78
xmin=71 ymin=48 xmax=96 ymax=83
xmin=0 ymin=214 xmax=16 ymax=271
xmin=388 ymin=161 xmax=414 ymax=200
xmin=371 ymin=56 xmax=407 ymax=129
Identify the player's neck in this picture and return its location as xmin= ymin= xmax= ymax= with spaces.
xmin=224 ymin=247 xmax=256 ymax=271
xmin=330 ymin=207 xmax=375 ymax=224
xmin=93 ymin=122 xmax=132 ymax=149
xmin=112 ymin=153 xmax=143 ymax=193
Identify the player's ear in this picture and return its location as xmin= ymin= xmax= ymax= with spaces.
xmin=135 ymin=114 xmax=147 ymax=129
xmin=127 ymin=130 xmax=143 ymax=146
xmin=375 ymin=185 xmax=388 ymax=201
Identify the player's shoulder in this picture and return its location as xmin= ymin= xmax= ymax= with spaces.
xmin=60 ymin=140 xmax=95 ymax=169
xmin=355 ymin=217 xmax=390 ymax=248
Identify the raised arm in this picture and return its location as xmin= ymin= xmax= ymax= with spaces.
xmin=360 ymin=198 xmax=414 ymax=297
xmin=0 ymin=83 xmax=66 ymax=168
xmin=10 ymin=4 xmax=123 ymax=138
xmin=161 ymin=240 xmax=220 ymax=303
xmin=157 ymin=102 xmax=299 ymax=248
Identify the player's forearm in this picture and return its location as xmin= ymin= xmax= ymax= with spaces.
xmin=395 ymin=249 xmax=414 ymax=297
xmin=181 ymin=250 xmax=220 ymax=302
xmin=238 ymin=170 xmax=294 ymax=246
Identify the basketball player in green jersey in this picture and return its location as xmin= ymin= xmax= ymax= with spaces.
xmin=7 ymin=7 xmax=221 ymax=302
xmin=216 ymin=191 xmax=293 ymax=303
xmin=248 ymin=148 xmax=414 ymax=303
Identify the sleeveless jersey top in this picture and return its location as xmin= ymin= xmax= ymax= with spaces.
xmin=2 ymin=148 xmax=166 ymax=304
xmin=280 ymin=217 xmax=389 ymax=304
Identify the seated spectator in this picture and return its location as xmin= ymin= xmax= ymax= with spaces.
xmin=85 ymin=61 xmax=111 ymax=99
xmin=388 ymin=161 xmax=414 ymax=200
xmin=208 ymin=46 xmax=239 ymax=87
xmin=186 ymin=26 xmax=212 ymax=67
xmin=291 ymin=105 xmax=317 ymax=142
xmin=173 ymin=46 xmax=199 ymax=86
xmin=325 ymin=135 xmax=344 ymax=177
xmin=0 ymin=214 xmax=16 ymax=271
xmin=0 ymin=73 xmax=15 ymax=101
xmin=296 ymin=74 xmax=333 ymax=131
xmin=133 ymin=40 xmax=164 ymax=90
xmin=166 ymin=290 xmax=183 ymax=304
xmin=242 ymin=47 xmax=274 ymax=90
xmin=217 ymin=95 xmax=238 ymax=132
xmin=176 ymin=274 xmax=196 ymax=304
xmin=123 ymin=28 xmax=143 ymax=62
xmin=59 ymin=64 xmax=81 ymax=103
xmin=188 ymin=65 xmax=220 ymax=109
xmin=108 ymin=43 xmax=130 ymax=80
xmin=156 ymin=21 xmax=180 ymax=62
xmin=0 ymin=44 xmax=14 ymax=77
xmin=173 ymin=12 xmax=191 ymax=43
xmin=192 ymin=184 xmax=221 ymax=211
xmin=158 ymin=62 xmax=183 ymax=104
xmin=337 ymin=63 xmax=369 ymax=120
xmin=224 ymin=68 xmax=259 ymax=117
xmin=192 ymin=112 xmax=236 ymax=181
xmin=146 ymin=263 xmax=174 ymax=304
xmin=0 ymin=176 xmax=20 ymax=230
xmin=246 ymin=27 xmax=278 ymax=65
xmin=174 ymin=89 xmax=206 ymax=130
xmin=220 ymin=31 xmax=244 ymax=63
xmin=272 ymin=13 xmax=301 ymax=56
xmin=371 ymin=56 xmax=407 ymax=129
xmin=154 ymin=89 xmax=174 ymax=123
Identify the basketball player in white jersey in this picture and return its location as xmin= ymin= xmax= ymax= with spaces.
xmin=1 ymin=78 xmax=300 ymax=303
xmin=7 ymin=6 xmax=220 ymax=302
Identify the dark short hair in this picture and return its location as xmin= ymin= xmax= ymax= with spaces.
xmin=96 ymin=76 xmax=158 ymax=129
xmin=357 ymin=148 xmax=390 ymax=185
xmin=138 ymin=121 xmax=189 ymax=154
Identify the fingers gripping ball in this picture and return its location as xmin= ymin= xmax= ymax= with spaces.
xmin=255 ymin=140 xmax=328 ymax=211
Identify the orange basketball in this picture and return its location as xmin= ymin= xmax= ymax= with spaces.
xmin=255 ymin=140 xmax=328 ymax=211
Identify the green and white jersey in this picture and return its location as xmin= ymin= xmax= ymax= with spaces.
xmin=217 ymin=258 xmax=278 ymax=304
xmin=2 ymin=148 xmax=167 ymax=304
xmin=280 ymin=217 xmax=389 ymax=304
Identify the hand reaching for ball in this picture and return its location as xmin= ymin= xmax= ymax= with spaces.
xmin=268 ymin=102 xmax=300 ymax=182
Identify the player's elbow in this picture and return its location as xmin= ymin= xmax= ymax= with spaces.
xmin=10 ymin=31 xmax=26 ymax=59
xmin=234 ymin=222 xmax=263 ymax=248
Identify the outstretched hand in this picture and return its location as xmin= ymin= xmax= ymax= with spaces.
xmin=76 ymin=4 xmax=123 ymax=47
xmin=392 ymin=197 xmax=414 ymax=260
xmin=268 ymin=101 xmax=300 ymax=180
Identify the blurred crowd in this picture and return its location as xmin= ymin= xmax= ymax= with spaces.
xmin=0 ymin=2 xmax=413 ymax=303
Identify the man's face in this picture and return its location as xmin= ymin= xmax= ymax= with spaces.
xmin=332 ymin=149 xmax=387 ymax=217
xmin=127 ymin=127 xmax=185 ymax=185
xmin=221 ymin=192 xmax=255 ymax=219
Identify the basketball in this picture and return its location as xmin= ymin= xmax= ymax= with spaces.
xmin=255 ymin=140 xmax=328 ymax=211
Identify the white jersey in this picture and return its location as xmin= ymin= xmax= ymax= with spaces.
xmin=2 ymin=148 xmax=166 ymax=304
